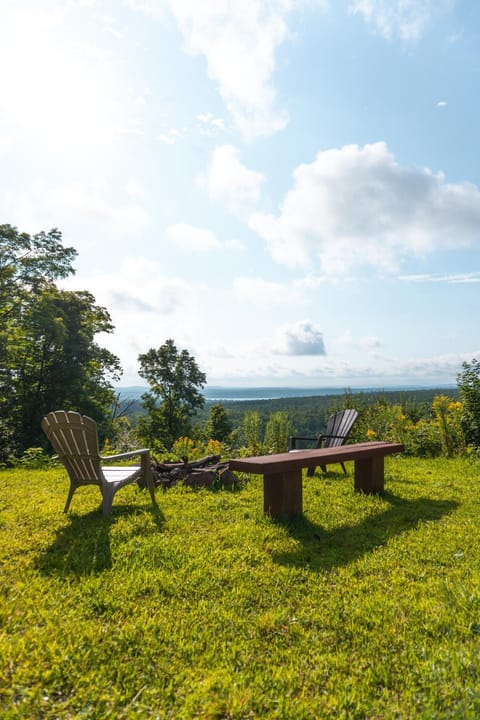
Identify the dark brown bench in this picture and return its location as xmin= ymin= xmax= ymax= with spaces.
xmin=229 ymin=441 xmax=404 ymax=520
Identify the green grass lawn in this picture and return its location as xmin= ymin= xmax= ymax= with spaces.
xmin=1 ymin=457 xmax=480 ymax=719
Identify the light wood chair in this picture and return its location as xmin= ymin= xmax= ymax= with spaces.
xmin=41 ymin=410 xmax=157 ymax=516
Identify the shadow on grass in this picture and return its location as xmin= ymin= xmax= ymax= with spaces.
xmin=273 ymin=491 xmax=458 ymax=571
xmin=35 ymin=504 xmax=165 ymax=577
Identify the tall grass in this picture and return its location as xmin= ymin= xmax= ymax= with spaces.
xmin=1 ymin=457 xmax=480 ymax=718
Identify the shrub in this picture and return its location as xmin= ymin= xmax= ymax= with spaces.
xmin=457 ymin=358 xmax=480 ymax=446
xmin=12 ymin=447 xmax=52 ymax=469
xmin=264 ymin=411 xmax=293 ymax=454
xmin=243 ymin=411 xmax=265 ymax=455
xmin=432 ymin=395 xmax=465 ymax=457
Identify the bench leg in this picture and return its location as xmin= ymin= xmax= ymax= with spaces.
xmin=354 ymin=455 xmax=384 ymax=494
xmin=263 ymin=469 xmax=303 ymax=520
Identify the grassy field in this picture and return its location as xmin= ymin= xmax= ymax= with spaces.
xmin=1 ymin=457 xmax=480 ymax=719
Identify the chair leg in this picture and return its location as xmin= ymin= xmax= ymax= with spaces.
xmin=102 ymin=488 xmax=114 ymax=517
xmin=341 ymin=462 xmax=347 ymax=474
xmin=307 ymin=466 xmax=316 ymax=477
xmin=63 ymin=484 xmax=75 ymax=513
xmin=142 ymin=454 xmax=158 ymax=508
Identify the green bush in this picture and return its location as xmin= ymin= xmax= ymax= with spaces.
xmin=264 ymin=411 xmax=293 ymax=454
xmin=12 ymin=446 xmax=52 ymax=469
xmin=457 ymin=358 xmax=480 ymax=446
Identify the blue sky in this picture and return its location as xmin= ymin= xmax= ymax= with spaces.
xmin=1 ymin=0 xmax=480 ymax=388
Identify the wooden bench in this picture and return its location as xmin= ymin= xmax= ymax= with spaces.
xmin=229 ymin=441 xmax=404 ymax=520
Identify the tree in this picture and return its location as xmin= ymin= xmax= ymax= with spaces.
xmin=137 ymin=339 xmax=207 ymax=449
xmin=0 ymin=225 xmax=121 ymax=458
xmin=264 ymin=411 xmax=293 ymax=453
xmin=204 ymin=403 xmax=232 ymax=443
xmin=457 ymin=359 xmax=480 ymax=446
xmin=0 ymin=224 xmax=77 ymax=321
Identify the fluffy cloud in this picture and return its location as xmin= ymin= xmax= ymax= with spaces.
xmin=349 ymin=0 xmax=453 ymax=42
xmin=128 ymin=0 xmax=328 ymax=138
xmin=62 ymin=256 xmax=198 ymax=382
xmin=201 ymin=145 xmax=265 ymax=216
xmin=250 ymin=142 xmax=480 ymax=275
xmin=274 ymin=320 xmax=326 ymax=356
xmin=68 ymin=255 xmax=194 ymax=315
xmin=166 ymin=223 xmax=222 ymax=251
xmin=166 ymin=222 xmax=245 ymax=252
xmin=1 ymin=183 xmax=149 ymax=238
xmin=234 ymin=276 xmax=302 ymax=305
xmin=50 ymin=185 xmax=150 ymax=231
xmin=166 ymin=0 xmax=292 ymax=138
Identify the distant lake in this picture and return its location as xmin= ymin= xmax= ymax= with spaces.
xmin=117 ymin=384 xmax=456 ymax=403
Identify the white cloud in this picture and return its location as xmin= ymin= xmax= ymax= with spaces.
xmin=400 ymin=272 xmax=480 ymax=284
xmin=159 ymin=128 xmax=184 ymax=145
xmin=62 ymin=256 xmax=199 ymax=383
xmin=225 ymin=238 xmax=247 ymax=251
xmin=250 ymin=141 xmax=480 ymax=276
xmin=166 ymin=223 xmax=222 ymax=251
xmin=123 ymin=0 xmax=165 ymax=17
xmin=1 ymin=183 xmax=149 ymax=238
xmin=436 ymin=100 xmax=448 ymax=107
xmin=197 ymin=112 xmax=227 ymax=136
xmin=334 ymin=330 xmax=383 ymax=352
xmin=204 ymin=349 xmax=468 ymax=387
xmin=127 ymin=0 xmax=330 ymax=138
xmin=201 ymin=144 xmax=265 ymax=216
xmin=167 ymin=0 xmax=292 ymax=138
xmin=165 ymin=222 xmax=246 ymax=253
xmin=234 ymin=276 xmax=301 ymax=305
xmin=51 ymin=185 xmax=150 ymax=232
xmin=274 ymin=320 xmax=326 ymax=356
xmin=67 ymin=256 xmax=193 ymax=315
xmin=349 ymin=0 xmax=453 ymax=43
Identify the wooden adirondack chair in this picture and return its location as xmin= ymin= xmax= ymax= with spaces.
xmin=288 ymin=408 xmax=359 ymax=476
xmin=41 ymin=410 xmax=157 ymax=516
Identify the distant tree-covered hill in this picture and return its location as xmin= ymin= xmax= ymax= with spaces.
xmin=191 ymin=387 xmax=459 ymax=438
xmin=115 ymin=385 xmax=460 ymax=440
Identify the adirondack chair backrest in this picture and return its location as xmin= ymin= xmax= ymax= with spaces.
xmin=322 ymin=408 xmax=358 ymax=448
xmin=41 ymin=410 xmax=103 ymax=486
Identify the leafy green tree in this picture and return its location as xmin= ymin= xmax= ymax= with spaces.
xmin=4 ymin=287 xmax=121 ymax=453
xmin=0 ymin=224 xmax=77 ymax=321
xmin=0 ymin=225 xmax=121 ymax=458
xmin=204 ymin=403 xmax=232 ymax=442
xmin=457 ymin=359 xmax=480 ymax=446
xmin=137 ymin=339 xmax=207 ymax=449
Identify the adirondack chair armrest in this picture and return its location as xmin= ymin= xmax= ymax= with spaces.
xmin=288 ymin=435 xmax=318 ymax=450
xmin=100 ymin=448 xmax=150 ymax=462
xmin=289 ymin=436 xmax=317 ymax=442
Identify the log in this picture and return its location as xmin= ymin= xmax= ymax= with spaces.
xmin=153 ymin=454 xmax=221 ymax=472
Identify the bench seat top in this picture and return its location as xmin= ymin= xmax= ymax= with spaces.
xmin=229 ymin=441 xmax=404 ymax=475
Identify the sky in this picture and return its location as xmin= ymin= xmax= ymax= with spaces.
xmin=1 ymin=0 xmax=480 ymax=389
